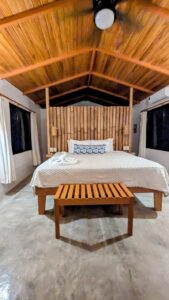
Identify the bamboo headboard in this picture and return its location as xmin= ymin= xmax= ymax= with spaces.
xmin=49 ymin=106 xmax=130 ymax=152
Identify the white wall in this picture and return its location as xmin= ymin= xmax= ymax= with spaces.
xmin=73 ymin=100 xmax=101 ymax=106
xmin=133 ymin=97 xmax=169 ymax=172
xmin=0 ymin=80 xmax=41 ymax=197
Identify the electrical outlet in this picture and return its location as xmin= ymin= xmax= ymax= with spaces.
xmin=50 ymin=147 xmax=57 ymax=153
xmin=123 ymin=146 xmax=130 ymax=151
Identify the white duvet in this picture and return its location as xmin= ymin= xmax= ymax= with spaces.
xmin=30 ymin=151 xmax=169 ymax=193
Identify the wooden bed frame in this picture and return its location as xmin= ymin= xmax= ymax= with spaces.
xmin=36 ymin=90 xmax=162 ymax=215
xmin=35 ymin=186 xmax=163 ymax=215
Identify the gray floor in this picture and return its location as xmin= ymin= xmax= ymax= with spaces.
xmin=0 ymin=181 xmax=169 ymax=300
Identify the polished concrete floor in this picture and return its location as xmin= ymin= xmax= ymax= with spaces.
xmin=0 ymin=181 xmax=169 ymax=300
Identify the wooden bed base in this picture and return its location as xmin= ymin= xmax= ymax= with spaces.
xmin=35 ymin=186 xmax=163 ymax=215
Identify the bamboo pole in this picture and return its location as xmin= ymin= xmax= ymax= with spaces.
xmin=129 ymin=87 xmax=134 ymax=152
xmin=45 ymin=87 xmax=50 ymax=156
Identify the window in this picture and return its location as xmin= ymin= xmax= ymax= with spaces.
xmin=10 ymin=104 xmax=32 ymax=154
xmin=146 ymin=103 xmax=169 ymax=152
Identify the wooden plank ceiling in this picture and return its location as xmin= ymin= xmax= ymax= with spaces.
xmin=0 ymin=0 xmax=169 ymax=106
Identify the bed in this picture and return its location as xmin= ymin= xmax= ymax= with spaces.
xmin=31 ymin=151 xmax=169 ymax=214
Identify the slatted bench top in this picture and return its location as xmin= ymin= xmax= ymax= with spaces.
xmin=54 ymin=182 xmax=134 ymax=239
xmin=54 ymin=183 xmax=134 ymax=205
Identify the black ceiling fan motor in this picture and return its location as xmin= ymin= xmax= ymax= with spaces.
xmin=93 ymin=0 xmax=119 ymax=12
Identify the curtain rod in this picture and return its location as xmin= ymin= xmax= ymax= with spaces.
xmin=0 ymin=93 xmax=36 ymax=113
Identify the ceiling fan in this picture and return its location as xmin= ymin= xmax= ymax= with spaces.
xmin=80 ymin=0 xmax=156 ymax=31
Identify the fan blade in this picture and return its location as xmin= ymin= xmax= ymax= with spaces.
xmin=63 ymin=6 xmax=93 ymax=19
xmin=116 ymin=10 xmax=142 ymax=32
xmin=78 ymin=7 xmax=93 ymax=16
xmin=118 ymin=0 xmax=169 ymax=21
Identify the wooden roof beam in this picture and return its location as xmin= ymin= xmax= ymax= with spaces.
xmin=92 ymin=72 xmax=153 ymax=94
xmin=87 ymin=95 xmax=118 ymax=106
xmin=88 ymin=49 xmax=96 ymax=86
xmin=98 ymin=48 xmax=169 ymax=77
xmin=24 ymin=70 xmax=153 ymax=96
xmin=0 ymin=0 xmax=168 ymax=31
xmin=90 ymin=86 xmax=138 ymax=104
xmin=24 ymin=72 xmax=89 ymax=94
xmin=37 ymin=86 xmax=88 ymax=104
xmin=2 ymin=46 xmax=169 ymax=79
xmin=89 ymin=86 xmax=129 ymax=101
xmin=141 ymin=3 xmax=169 ymax=21
xmin=0 ymin=48 xmax=92 ymax=79
xmin=51 ymin=95 xmax=85 ymax=106
xmin=0 ymin=0 xmax=80 ymax=30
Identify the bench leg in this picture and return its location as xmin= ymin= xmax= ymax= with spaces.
xmin=154 ymin=192 xmax=163 ymax=211
xmin=38 ymin=195 xmax=46 ymax=215
xmin=118 ymin=205 xmax=123 ymax=215
xmin=128 ymin=200 xmax=134 ymax=236
xmin=55 ymin=203 xmax=60 ymax=239
xmin=60 ymin=206 xmax=65 ymax=217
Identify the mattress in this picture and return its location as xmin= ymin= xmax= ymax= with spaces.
xmin=30 ymin=151 xmax=169 ymax=193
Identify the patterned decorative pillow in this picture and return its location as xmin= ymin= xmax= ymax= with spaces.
xmin=74 ymin=144 xmax=107 ymax=154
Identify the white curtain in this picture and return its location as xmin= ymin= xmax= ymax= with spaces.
xmin=31 ymin=112 xmax=41 ymax=166
xmin=139 ymin=111 xmax=147 ymax=158
xmin=0 ymin=97 xmax=16 ymax=184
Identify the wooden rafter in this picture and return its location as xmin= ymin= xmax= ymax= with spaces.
xmin=0 ymin=0 xmax=168 ymax=30
xmin=24 ymin=70 xmax=153 ymax=96
xmin=24 ymin=72 xmax=89 ymax=94
xmin=142 ymin=3 xmax=169 ymax=21
xmin=0 ymin=48 xmax=92 ymax=79
xmin=38 ymin=84 xmax=138 ymax=106
xmin=88 ymin=49 xmax=96 ymax=86
xmin=54 ymin=95 xmax=85 ymax=106
xmin=1 ymin=45 xmax=169 ymax=80
xmin=89 ymin=86 xmax=130 ymax=101
xmin=98 ymin=48 xmax=169 ymax=77
xmin=92 ymin=72 xmax=153 ymax=94
xmin=0 ymin=0 xmax=81 ymax=30
xmin=87 ymin=95 xmax=118 ymax=106
xmin=37 ymin=86 xmax=88 ymax=104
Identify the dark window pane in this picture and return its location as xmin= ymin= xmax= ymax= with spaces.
xmin=146 ymin=103 xmax=169 ymax=152
xmin=10 ymin=104 xmax=32 ymax=154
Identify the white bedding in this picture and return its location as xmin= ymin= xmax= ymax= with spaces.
xmin=30 ymin=151 xmax=169 ymax=193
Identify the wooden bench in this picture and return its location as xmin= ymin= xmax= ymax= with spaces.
xmin=54 ymin=183 xmax=134 ymax=239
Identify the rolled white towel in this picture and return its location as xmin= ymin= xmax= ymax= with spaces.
xmin=52 ymin=152 xmax=67 ymax=162
xmin=51 ymin=152 xmax=79 ymax=165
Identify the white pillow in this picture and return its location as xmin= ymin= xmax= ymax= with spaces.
xmin=68 ymin=139 xmax=91 ymax=153
xmin=90 ymin=139 xmax=114 ymax=152
xmin=68 ymin=138 xmax=114 ymax=153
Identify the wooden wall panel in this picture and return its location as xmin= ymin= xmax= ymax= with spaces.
xmin=49 ymin=106 xmax=130 ymax=152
